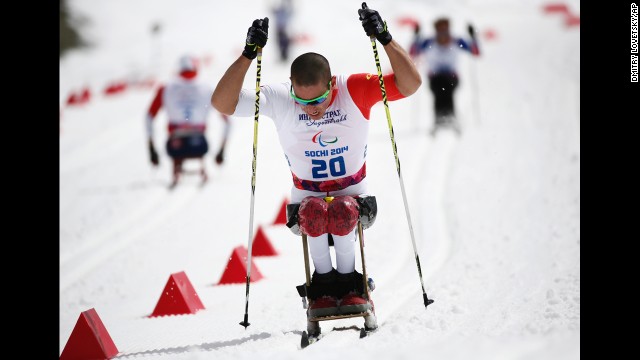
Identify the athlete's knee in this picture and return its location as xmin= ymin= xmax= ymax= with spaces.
xmin=355 ymin=195 xmax=377 ymax=230
xmin=328 ymin=196 xmax=360 ymax=236
xmin=298 ymin=196 xmax=328 ymax=237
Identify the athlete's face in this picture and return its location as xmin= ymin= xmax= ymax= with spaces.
xmin=435 ymin=23 xmax=451 ymax=45
xmin=290 ymin=78 xmax=333 ymax=121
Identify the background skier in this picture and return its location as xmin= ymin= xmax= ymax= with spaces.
xmin=146 ymin=55 xmax=230 ymax=186
xmin=410 ymin=17 xmax=480 ymax=136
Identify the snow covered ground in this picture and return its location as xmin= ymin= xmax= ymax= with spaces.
xmin=60 ymin=0 xmax=580 ymax=358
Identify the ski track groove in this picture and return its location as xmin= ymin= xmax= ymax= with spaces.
xmin=60 ymin=185 xmax=201 ymax=292
xmin=60 ymin=112 xmax=141 ymax=175
xmin=375 ymin=131 xmax=458 ymax=326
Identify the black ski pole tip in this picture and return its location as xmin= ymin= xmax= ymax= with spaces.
xmin=239 ymin=321 xmax=251 ymax=328
xmin=423 ymin=294 xmax=434 ymax=308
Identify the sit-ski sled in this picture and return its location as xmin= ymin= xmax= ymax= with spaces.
xmin=286 ymin=195 xmax=379 ymax=348
xmin=169 ymin=157 xmax=208 ymax=189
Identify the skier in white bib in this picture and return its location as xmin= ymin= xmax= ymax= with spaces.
xmin=146 ymin=55 xmax=230 ymax=186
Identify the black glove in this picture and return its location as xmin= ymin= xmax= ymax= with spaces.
xmin=242 ymin=17 xmax=269 ymax=60
xmin=149 ymin=140 xmax=159 ymax=166
xmin=467 ymin=24 xmax=476 ymax=39
xmin=215 ymin=148 xmax=224 ymax=165
xmin=358 ymin=3 xmax=392 ymax=46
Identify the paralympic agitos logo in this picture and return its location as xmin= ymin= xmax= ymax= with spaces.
xmin=312 ymin=131 xmax=338 ymax=147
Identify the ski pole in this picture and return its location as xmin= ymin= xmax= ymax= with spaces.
xmin=240 ymin=33 xmax=267 ymax=328
xmin=360 ymin=2 xmax=434 ymax=308
xmin=469 ymin=50 xmax=481 ymax=126
xmin=468 ymin=24 xmax=481 ymax=126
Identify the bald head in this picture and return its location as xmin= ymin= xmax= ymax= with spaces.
xmin=290 ymin=52 xmax=332 ymax=86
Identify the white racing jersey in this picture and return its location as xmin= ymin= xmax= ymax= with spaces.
xmin=147 ymin=76 xmax=213 ymax=137
xmin=233 ymin=73 xmax=406 ymax=192
xmin=162 ymin=78 xmax=212 ymax=128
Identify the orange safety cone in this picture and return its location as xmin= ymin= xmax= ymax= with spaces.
xmin=565 ymin=14 xmax=580 ymax=27
xmin=272 ymin=197 xmax=289 ymax=225
xmin=150 ymin=271 xmax=205 ymax=317
xmin=218 ymin=246 xmax=264 ymax=285
xmin=252 ymin=225 xmax=278 ymax=256
xmin=66 ymin=92 xmax=79 ymax=106
xmin=542 ymin=3 xmax=569 ymax=15
xmin=59 ymin=308 xmax=119 ymax=360
xmin=104 ymin=81 xmax=128 ymax=96
xmin=79 ymin=86 xmax=91 ymax=104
